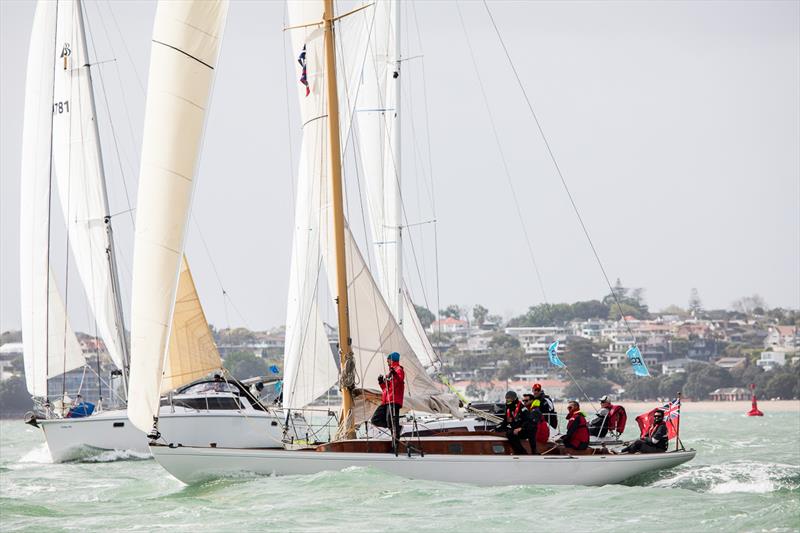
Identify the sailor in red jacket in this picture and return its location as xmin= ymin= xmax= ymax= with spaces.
xmin=558 ymin=400 xmax=590 ymax=451
xmin=370 ymin=352 xmax=405 ymax=448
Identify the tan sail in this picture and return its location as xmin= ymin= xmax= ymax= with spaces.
xmin=161 ymin=257 xmax=221 ymax=393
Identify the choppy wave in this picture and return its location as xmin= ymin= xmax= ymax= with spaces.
xmin=80 ymin=449 xmax=151 ymax=463
xmin=647 ymin=461 xmax=800 ymax=494
xmin=18 ymin=444 xmax=52 ymax=464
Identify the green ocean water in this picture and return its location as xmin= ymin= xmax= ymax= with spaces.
xmin=1 ymin=412 xmax=798 ymax=532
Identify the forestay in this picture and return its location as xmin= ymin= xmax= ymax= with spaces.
xmin=20 ymin=0 xmax=85 ymax=398
xmin=128 ymin=0 xmax=228 ymax=433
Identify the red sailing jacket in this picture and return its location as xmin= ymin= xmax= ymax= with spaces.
xmin=607 ymin=404 xmax=627 ymax=433
xmin=380 ymin=363 xmax=405 ymax=407
xmin=565 ymin=411 xmax=589 ymax=449
xmin=535 ymin=418 xmax=550 ymax=443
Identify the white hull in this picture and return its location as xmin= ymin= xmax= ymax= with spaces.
xmin=38 ymin=408 xmax=296 ymax=462
xmin=150 ymin=442 xmax=696 ymax=486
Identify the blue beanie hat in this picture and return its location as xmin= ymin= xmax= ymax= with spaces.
xmin=387 ymin=351 xmax=400 ymax=362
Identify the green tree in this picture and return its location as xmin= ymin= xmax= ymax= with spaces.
xmin=472 ymin=304 xmax=489 ymax=326
xmin=414 ymin=305 xmax=436 ymax=329
xmin=658 ymin=373 xmax=688 ymax=398
xmin=561 ymin=337 xmax=602 ymax=377
xmin=604 ymin=368 xmax=628 ymax=386
xmin=624 ymin=376 xmax=661 ymax=400
xmin=439 ymin=305 xmax=462 ymax=320
xmin=223 ymin=351 xmax=268 ymax=380
xmin=684 ymin=364 xmax=733 ymax=399
xmin=488 ymin=333 xmax=520 ymax=351
xmin=764 ymin=372 xmax=797 ymax=399
xmin=0 ymin=376 xmax=32 ymax=416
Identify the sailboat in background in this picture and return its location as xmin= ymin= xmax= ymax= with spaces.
xmin=21 ymin=0 xmax=302 ymax=462
xmin=20 ymin=0 xmax=148 ymax=462
xmin=149 ymin=0 xmax=695 ymax=486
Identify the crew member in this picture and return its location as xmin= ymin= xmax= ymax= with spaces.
xmin=496 ymin=391 xmax=533 ymax=455
xmin=370 ymin=352 xmax=405 ymax=449
xmin=588 ymin=395 xmax=613 ymax=437
xmin=557 ymin=400 xmax=589 ymax=451
xmin=532 ymin=383 xmax=557 ymax=429
xmin=621 ymin=409 xmax=668 ymax=454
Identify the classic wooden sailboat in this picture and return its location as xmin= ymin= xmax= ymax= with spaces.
xmin=149 ymin=0 xmax=695 ymax=485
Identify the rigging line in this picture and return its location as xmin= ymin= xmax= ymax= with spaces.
xmin=410 ymin=0 xmax=443 ymax=349
xmin=190 ymin=214 xmax=249 ymax=331
xmin=281 ymin=2 xmax=296 ymax=216
xmin=83 ymin=3 xmax=136 ymax=231
xmin=480 ymin=0 xmax=638 ymax=342
xmin=97 ymin=1 xmax=144 ymax=193
xmin=102 ymin=0 xmax=146 ymax=94
xmin=455 ymin=0 xmax=548 ymax=305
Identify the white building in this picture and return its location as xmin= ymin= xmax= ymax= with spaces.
xmin=504 ymin=326 xmax=567 ymax=355
xmin=757 ymin=351 xmax=788 ymax=371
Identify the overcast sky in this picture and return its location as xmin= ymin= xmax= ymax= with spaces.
xmin=1 ymin=0 xmax=798 ymax=334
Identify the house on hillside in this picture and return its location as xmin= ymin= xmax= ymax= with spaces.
xmin=714 ymin=357 xmax=747 ymax=371
xmin=429 ymin=317 xmax=468 ymax=335
xmin=765 ymin=325 xmax=798 ymax=351
xmin=709 ymin=387 xmax=750 ymax=401
xmin=757 ymin=351 xmax=788 ymax=371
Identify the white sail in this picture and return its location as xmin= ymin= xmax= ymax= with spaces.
xmin=50 ymin=0 xmax=125 ymax=371
xmin=128 ymin=0 xmax=228 ymax=433
xmin=282 ymin=0 xmax=372 ymax=411
xmin=355 ymin=0 xmax=439 ymax=369
xmin=161 ymin=256 xmax=222 ymax=394
xmin=355 ymin=0 xmax=402 ymax=321
xmin=20 ymin=0 xmax=85 ymax=398
xmin=283 ymin=0 xmax=456 ymax=419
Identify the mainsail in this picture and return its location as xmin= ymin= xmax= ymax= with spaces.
xmin=283 ymin=0 xmax=458 ymax=422
xmin=128 ymin=0 xmax=228 ymax=433
xmin=50 ymin=0 xmax=126 ymax=371
xmin=20 ymin=0 xmax=85 ymax=398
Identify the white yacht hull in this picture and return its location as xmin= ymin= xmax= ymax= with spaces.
xmin=149 ymin=443 xmax=696 ymax=486
xmin=38 ymin=408 xmax=296 ymax=462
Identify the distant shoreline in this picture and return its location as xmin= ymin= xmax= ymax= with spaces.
xmin=553 ymin=399 xmax=800 ymax=413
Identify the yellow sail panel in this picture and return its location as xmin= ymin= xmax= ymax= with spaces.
xmin=161 ymin=257 xmax=221 ymax=393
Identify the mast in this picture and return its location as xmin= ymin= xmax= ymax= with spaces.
xmin=390 ymin=0 xmax=403 ymax=326
xmin=74 ymin=0 xmax=131 ymax=400
xmin=323 ymin=0 xmax=355 ymax=439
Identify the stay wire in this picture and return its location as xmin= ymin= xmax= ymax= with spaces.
xmin=455 ymin=1 xmax=548 ymax=305
xmin=480 ymin=0 xmax=638 ymax=344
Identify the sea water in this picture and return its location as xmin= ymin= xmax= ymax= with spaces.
xmin=1 ymin=412 xmax=798 ymax=532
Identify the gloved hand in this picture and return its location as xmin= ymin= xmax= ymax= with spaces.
xmin=378 ymin=375 xmax=385 ymax=385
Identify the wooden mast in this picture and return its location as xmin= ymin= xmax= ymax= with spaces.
xmin=323 ymin=0 xmax=356 ymax=439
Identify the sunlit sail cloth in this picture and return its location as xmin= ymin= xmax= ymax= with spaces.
xmin=284 ymin=0 xmax=458 ymax=421
xmin=161 ymin=256 xmax=222 ymax=393
xmin=20 ymin=0 xmax=85 ymax=398
xmin=128 ymin=0 xmax=228 ymax=433
xmin=50 ymin=0 xmax=125 ymax=370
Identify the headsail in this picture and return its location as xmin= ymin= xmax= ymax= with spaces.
xmin=161 ymin=256 xmax=222 ymax=393
xmin=50 ymin=0 xmax=126 ymax=371
xmin=128 ymin=0 xmax=228 ymax=433
xmin=20 ymin=0 xmax=84 ymax=398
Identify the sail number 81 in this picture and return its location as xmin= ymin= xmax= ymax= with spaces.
xmin=53 ymin=101 xmax=70 ymax=114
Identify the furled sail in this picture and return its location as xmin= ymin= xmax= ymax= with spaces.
xmin=283 ymin=0 xmax=458 ymax=420
xmin=161 ymin=256 xmax=222 ymax=393
xmin=282 ymin=0 xmax=373 ymax=411
xmin=354 ymin=0 xmax=439 ymax=370
xmin=50 ymin=0 xmax=125 ymax=370
xmin=128 ymin=0 xmax=228 ymax=433
xmin=20 ymin=0 xmax=85 ymax=398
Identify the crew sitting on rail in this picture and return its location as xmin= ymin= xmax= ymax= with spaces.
xmin=556 ymin=400 xmax=589 ymax=452
xmin=620 ymin=409 xmax=668 ymax=454
xmin=496 ymin=391 xmax=533 ymax=455
xmin=531 ymin=383 xmax=558 ymax=430
xmin=588 ymin=395 xmax=627 ymax=438
xmin=370 ymin=352 xmax=405 ymax=451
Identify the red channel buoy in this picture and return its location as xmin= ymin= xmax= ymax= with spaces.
xmin=747 ymin=383 xmax=764 ymax=417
